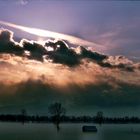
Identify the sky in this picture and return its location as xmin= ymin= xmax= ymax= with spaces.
xmin=0 ymin=0 xmax=140 ymax=60
xmin=0 ymin=0 xmax=140 ymax=116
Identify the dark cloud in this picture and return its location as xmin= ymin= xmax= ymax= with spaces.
xmin=45 ymin=40 xmax=80 ymax=66
xmin=103 ymin=55 xmax=140 ymax=72
xmin=78 ymin=46 xmax=107 ymax=61
xmin=0 ymin=29 xmax=23 ymax=55
xmin=21 ymin=39 xmax=46 ymax=61
xmin=0 ymin=29 xmax=140 ymax=114
xmin=0 ymin=78 xmax=140 ymax=111
xmin=0 ymin=29 xmax=139 ymax=72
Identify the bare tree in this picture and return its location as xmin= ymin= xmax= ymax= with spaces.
xmin=96 ymin=111 xmax=104 ymax=126
xmin=48 ymin=102 xmax=66 ymax=131
xmin=21 ymin=109 xmax=27 ymax=124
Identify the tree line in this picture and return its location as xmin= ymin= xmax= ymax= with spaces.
xmin=0 ymin=102 xmax=140 ymax=131
xmin=0 ymin=113 xmax=139 ymax=124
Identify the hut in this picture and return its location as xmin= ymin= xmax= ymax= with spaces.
xmin=82 ymin=125 xmax=97 ymax=132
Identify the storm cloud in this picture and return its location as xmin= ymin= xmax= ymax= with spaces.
xmin=0 ymin=29 xmax=139 ymax=71
xmin=0 ymin=28 xmax=140 ymax=111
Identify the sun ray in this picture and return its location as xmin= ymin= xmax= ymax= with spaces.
xmin=0 ymin=20 xmax=103 ymax=49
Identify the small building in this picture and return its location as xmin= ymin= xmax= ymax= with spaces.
xmin=82 ymin=125 xmax=97 ymax=132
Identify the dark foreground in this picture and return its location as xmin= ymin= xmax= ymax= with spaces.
xmin=0 ymin=123 xmax=140 ymax=140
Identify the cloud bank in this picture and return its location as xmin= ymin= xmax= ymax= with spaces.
xmin=0 ymin=28 xmax=140 ymax=110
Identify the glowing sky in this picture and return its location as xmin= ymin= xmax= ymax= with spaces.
xmin=0 ymin=0 xmax=140 ymax=60
xmin=0 ymin=20 xmax=102 ymax=48
xmin=0 ymin=0 xmax=140 ymax=116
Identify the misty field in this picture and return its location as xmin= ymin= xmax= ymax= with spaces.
xmin=0 ymin=123 xmax=140 ymax=140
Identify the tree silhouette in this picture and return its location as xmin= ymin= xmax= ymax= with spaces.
xmin=48 ymin=102 xmax=66 ymax=131
xmin=96 ymin=111 xmax=104 ymax=126
xmin=21 ymin=109 xmax=27 ymax=124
